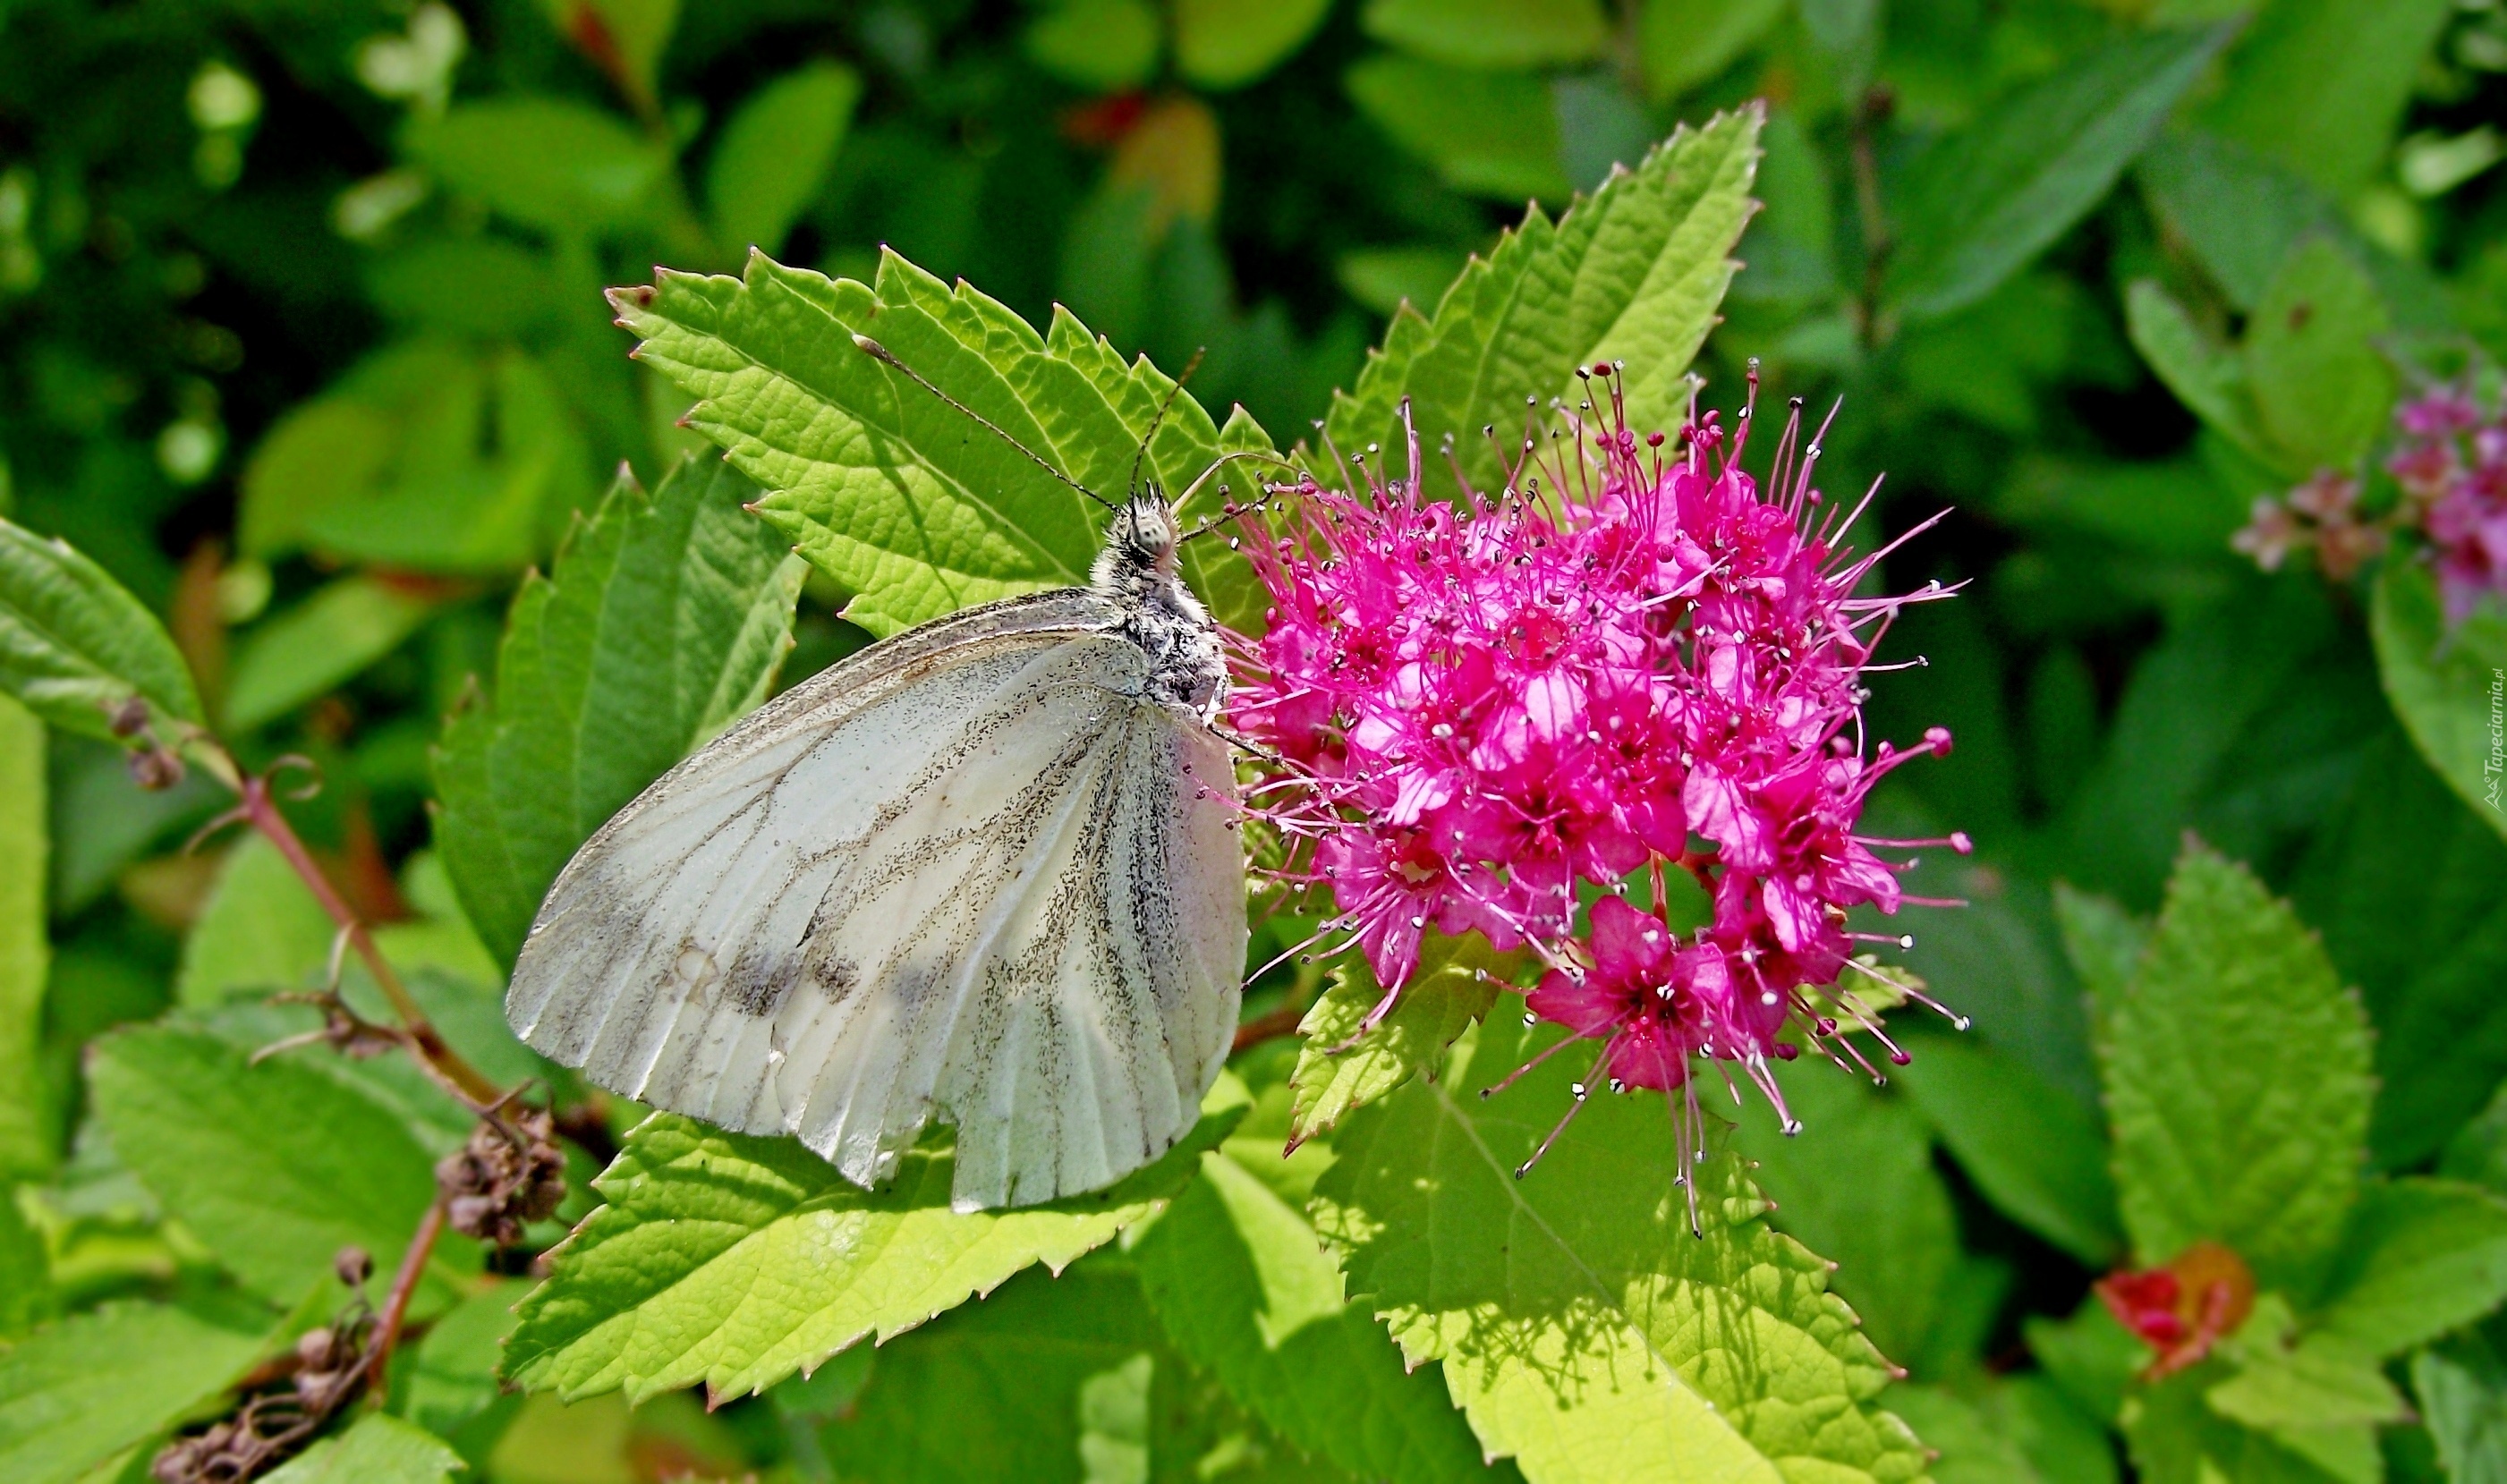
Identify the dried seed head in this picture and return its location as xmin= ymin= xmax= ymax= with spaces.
xmin=438 ymin=1107 xmax=568 ymax=1247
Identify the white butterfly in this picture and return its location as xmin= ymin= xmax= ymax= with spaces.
xmin=505 ymin=344 xmax=1249 ymax=1211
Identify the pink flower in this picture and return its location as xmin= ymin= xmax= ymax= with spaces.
xmin=1226 ymin=362 xmax=1968 ymax=1200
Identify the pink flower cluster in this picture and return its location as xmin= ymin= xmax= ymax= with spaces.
xmin=2389 ymin=382 xmax=2507 ymax=624
xmin=2231 ymin=381 xmax=2507 ymax=624
xmin=1226 ymin=365 xmax=1967 ymax=1162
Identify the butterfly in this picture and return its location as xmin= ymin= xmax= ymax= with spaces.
xmin=504 ymin=337 xmax=1254 ymax=1211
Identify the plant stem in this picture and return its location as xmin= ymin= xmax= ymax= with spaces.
xmin=237 ymin=769 xmax=503 ymax=1105
xmin=1849 ymin=86 xmax=1895 ymax=348
xmin=364 ymin=1199 xmax=446 ymax=1399
xmin=1232 ymin=1004 xmax=1307 ymax=1054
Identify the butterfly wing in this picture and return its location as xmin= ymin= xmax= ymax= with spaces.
xmin=505 ymin=589 xmax=1247 ymax=1209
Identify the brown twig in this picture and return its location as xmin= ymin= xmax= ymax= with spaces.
xmin=1231 ymin=1005 xmax=1308 ymax=1055
xmin=364 ymin=1200 xmax=446 ymax=1400
xmin=1849 ymin=86 xmax=1896 ymax=347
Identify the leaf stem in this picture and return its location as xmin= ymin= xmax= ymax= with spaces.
xmin=364 ymin=1199 xmax=446 ymax=1399
xmin=234 ymin=764 xmax=503 ymax=1105
xmin=1849 ymin=86 xmax=1895 ymax=347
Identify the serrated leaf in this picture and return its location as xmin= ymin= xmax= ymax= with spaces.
xmin=263 ymin=1414 xmax=466 ymax=1484
xmin=0 ymin=1297 xmax=274 ymax=1484
xmin=1310 ymin=1008 xmax=1928 ymax=1483
xmin=1285 ymin=936 xmax=1512 ymax=1149
xmin=2369 ymin=562 xmax=2507 ymax=845
xmin=86 ymin=1022 xmax=470 ymax=1305
xmin=2123 ymin=281 xmax=2275 ymax=470
xmin=431 ymin=455 xmax=807 ymax=965
xmin=2098 ymin=843 xmax=2372 ymax=1289
xmin=2243 ymin=240 xmax=2391 ymax=475
xmin=0 ymin=696 xmax=47 ymax=1174
xmin=1132 ymin=1151 xmax=1501 ymax=1482
xmin=1895 ymin=1034 xmax=2124 ymax=1268
xmin=502 ymin=1103 xmax=1242 ymax=1405
xmin=1361 ymin=0 xmax=1607 ymax=70
xmin=2415 ymin=1333 xmax=2507 ymax=1484
xmin=1326 ymin=107 xmax=1760 ymax=499
xmin=2311 ymin=1178 xmax=2507 ymax=1358
xmin=0 ymin=515 xmax=203 ymax=743
xmin=706 ymin=61 xmax=861 ymax=257
xmin=1886 ymin=25 xmax=2231 ymax=322
xmin=612 ymin=248 xmax=1276 ymax=639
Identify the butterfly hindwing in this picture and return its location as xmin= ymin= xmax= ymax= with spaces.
xmin=505 ymin=589 xmax=1246 ymax=1208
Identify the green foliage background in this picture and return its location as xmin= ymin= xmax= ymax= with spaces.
xmin=4 ymin=0 xmax=2507 ymax=1481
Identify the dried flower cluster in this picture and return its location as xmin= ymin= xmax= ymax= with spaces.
xmin=1228 ymin=365 xmax=1966 ymax=1183
xmin=438 ymin=1105 xmax=568 ymax=1246
xmin=151 ymin=1249 xmax=376 ymax=1483
xmin=2234 ymin=379 xmax=2507 ymax=623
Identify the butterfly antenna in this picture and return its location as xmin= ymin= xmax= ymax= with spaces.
xmin=853 ymin=335 xmax=1117 ymax=512
xmin=1131 ymin=345 xmax=1207 ymax=499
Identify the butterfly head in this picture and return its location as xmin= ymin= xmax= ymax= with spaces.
xmin=1108 ymin=487 xmax=1180 ymax=575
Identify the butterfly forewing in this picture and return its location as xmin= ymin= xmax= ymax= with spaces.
xmin=505 ymin=589 xmax=1246 ymax=1209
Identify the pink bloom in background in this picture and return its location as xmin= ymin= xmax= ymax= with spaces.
xmin=1226 ymin=363 xmax=1968 ymax=1202
xmin=2389 ymin=381 xmax=2507 ymax=624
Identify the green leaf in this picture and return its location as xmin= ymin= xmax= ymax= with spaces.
xmin=0 ymin=1185 xmax=54 ymax=1338
xmin=404 ymin=98 xmax=669 ymax=235
xmin=2098 ymin=843 xmax=2373 ymax=1288
xmin=1361 ymin=0 xmax=1607 ymax=70
xmin=0 ymin=515 xmax=203 ymax=743
xmin=2199 ymin=0 xmax=2452 ymax=199
xmin=404 ymin=1279 xmax=524 ymax=1453
xmin=1174 ymin=0 xmax=1331 ymax=89
xmin=1131 ymin=1151 xmax=1498 ymax=1481
xmin=2207 ymin=1328 xmax=2408 ymax=1431
xmin=2415 ymin=1333 xmax=2507 ymax=1484
xmin=2123 ymin=281 xmax=2275 ymax=469
xmin=432 ymin=456 xmax=807 ymax=965
xmin=706 ymin=62 xmax=861 ymax=257
xmin=263 ymin=1414 xmax=467 ymax=1484
xmin=2052 ymin=883 xmax=2147 ymax=1034
xmin=0 ymin=696 xmax=47 ymax=1174
xmin=1883 ymin=1386 xmax=2040 ymax=1484
xmin=86 ymin=1022 xmax=464 ymax=1305
xmin=612 ymin=248 xmax=1275 ymax=639
xmin=223 ymin=575 xmax=437 ymax=734
xmin=2295 ymin=729 xmax=2507 ymax=1166
xmin=2243 ymin=240 xmax=2392 ymax=475
xmin=2026 ymin=1302 xmax=2145 ymax=1429
xmin=501 ymin=1102 xmax=1242 ymax=1405
xmin=1284 ymin=936 xmax=1511 ymax=1149
xmin=1325 ymin=106 xmax=1761 ymax=500
xmin=174 ymin=835 xmax=338 ymax=1005
xmin=1885 ymin=25 xmax=2231 ymax=322
xmin=1638 ymin=0 xmax=1787 ymax=103
xmin=2312 ymin=1178 xmax=2507 ymax=1357
xmin=1344 ymin=56 xmax=1572 ymax=203
xmin=1024 ymin=0 xmax=1161 ymax=91
xmin=1732 ymin=1064 xmax=1959 ymax=1364
xmin=534 ymin=0 xmax=679 ymax=108
xmin=2136 ymin=131 xmax=2344 ymax=315
xmin=0 ymin=1297 xmax=273 ymax=1484
xmin=1896 ymin=1034 xmax=2124 ymax=1268
xmin=2125 ymin=1365 xmax=2364 ymax=1484
xmin=1310 ymin=1010 xmax=1928 ymax=1483
xmin=2370 ymin=562 xmax=2507 ymax=844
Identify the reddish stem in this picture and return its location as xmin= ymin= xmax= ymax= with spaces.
xmin=1231 ymin=1004 xmax=1307 ymax=1055
xmin=238 ymin=774 xmax=501 ymax=1105
xmin=365 ymin=1199 xmax=446 ymax=1399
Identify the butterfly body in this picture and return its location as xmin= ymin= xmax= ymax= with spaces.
xmin=506 ymin=485 xmax=1245 ymax=1210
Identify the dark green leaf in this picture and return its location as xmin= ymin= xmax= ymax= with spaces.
xmin=2122 ymin=281 xmax=2274 ymax=468
xmin=2098 ymin=844 xmax=2373 ymax=1288
xmin=1311 ymin=1009 xmax=1928 ymax=1482
xmin=1638 ymin=0 xmax=1786 ymax=102
xmin=2312 ymin=1179 xmax=2507 ymax=1357
xmin=1174 ymin=0 xmax=1332 ymax=89
xmin=86 ymin=1022 xmax=468 ymax=1305
xmin=1131 ymin=1151 xmax=1499 ymax=1481
xmin=404 ymin=98 xmax=670 ymax=234
xmin=706 ymin=62 xmax=862 ymax=257
xmin=502 ymin=1103 xmax=1241 ymax=1404
xmin=1344 ymin=56 xmax=1572 ymax=203
xmin=1896 ymin=1033 xmax=2124 ymax=1267
xmin=2199 ymin=0 xmax=2453 ymax=199
xmin=0 ymin=515 xmax=203 ymax=742
xmin=2415 ymin=1332 xmax=2507 ymax=1484
xmin=1886 ymin=25 xmax=2231 ymax=322
xmin=0 ymin=1297 xmax=274 ymax=1484
xmin=432 ymin=456 xmax=807 ymax=964
xmin=1024 ymin=0 xmax=1161 ymax=91
xmin=613 ymin=248 xmax=1275 ymax=638
xmin=2370 ymin=562 xmax=2507 ymax=845
xmin=1326 ymin=106 xmax=1762 ymax=496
